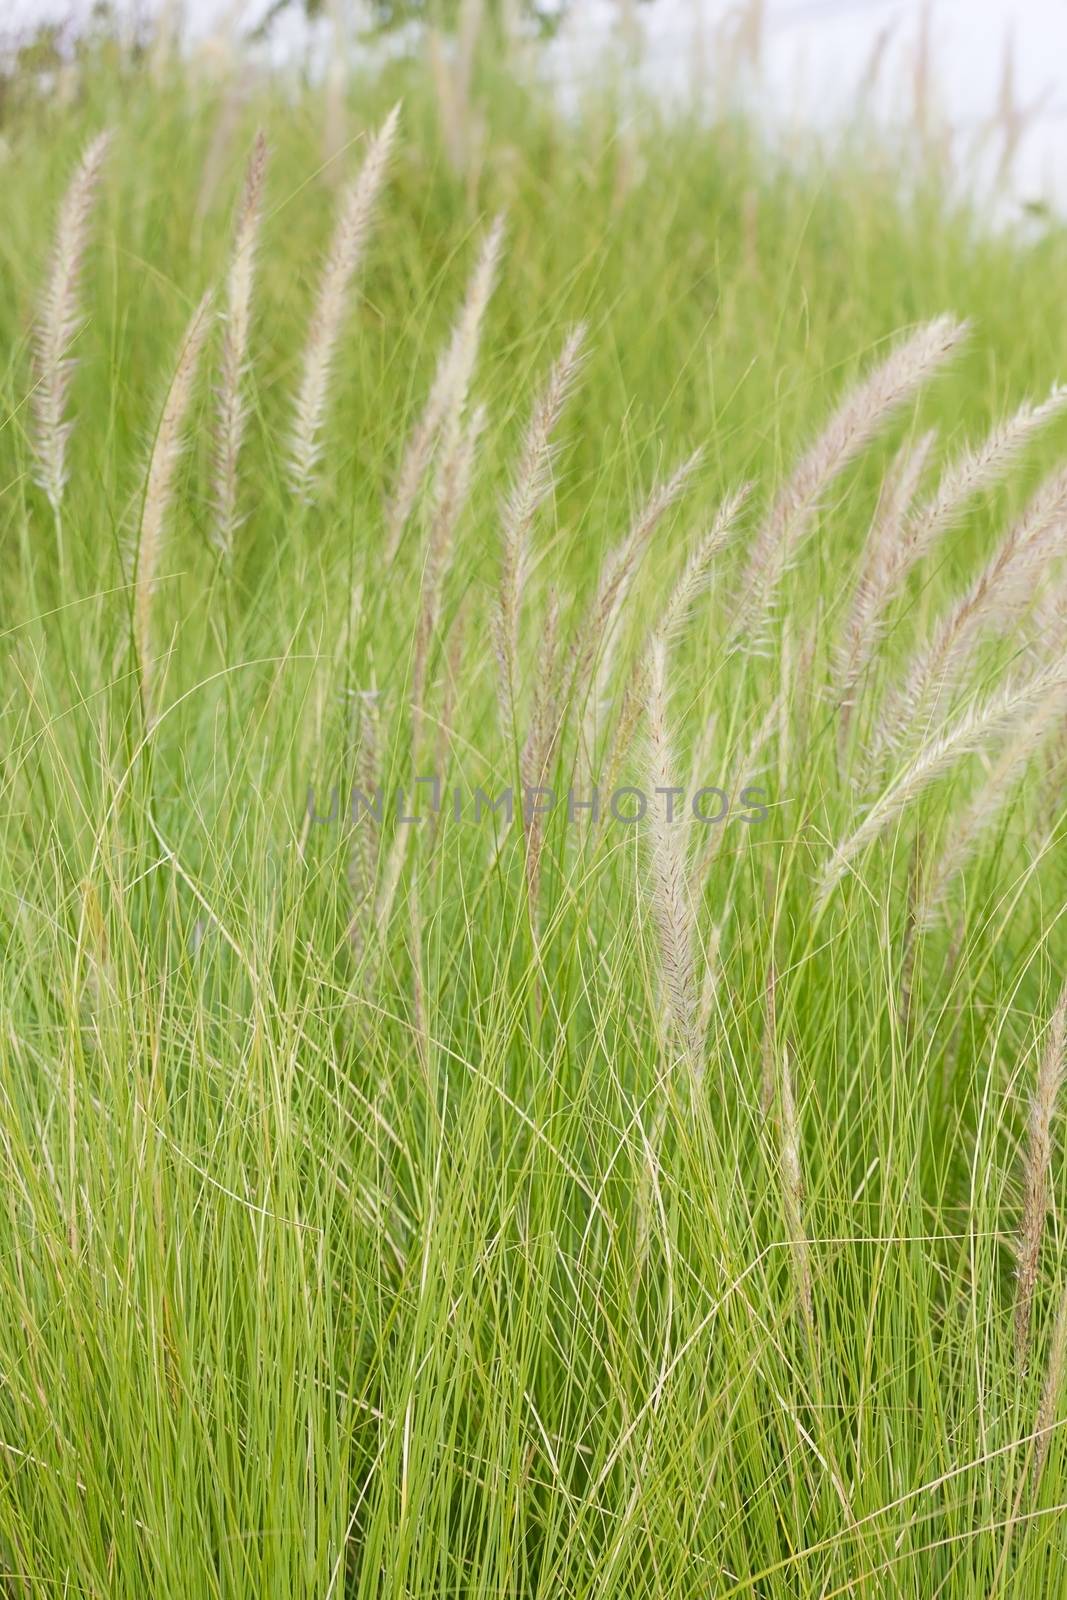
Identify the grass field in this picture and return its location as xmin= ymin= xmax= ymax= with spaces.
xmin=4 ymin=23 xmax=1067 ymax=1595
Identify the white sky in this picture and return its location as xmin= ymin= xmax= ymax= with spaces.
xmin=7 ymin=0 xmax=1067 ymax=209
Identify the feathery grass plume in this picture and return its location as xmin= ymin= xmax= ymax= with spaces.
xmin=921 ymin=691 xmax=1067 ymax=924
xmin=779 ymin=1041 xmax=813 ymax=1335
xmin=1015 ymin=986 xmax=1067 ymax=1364
xmin=1033 ymin=1282 xmax=1067 ymax=1492
xmin=288 ymin=104 xmax=400 ymax=502
xmin=32 ymin=129 xmax=112 ymax=521
xmin=817 ymin=656 xmax=1067 ymax=906
xmin=574 ymin=449 xmax=704 ymax=752
xmin=880 ymin=386 xmax=1067 ymax=611
xmin=412 ymin=402 xmax=485 ymax=742
xmin=385 ymin=214 xmax=503 ymax=560
xmin=133 ymin=292 xmax=215 ymax=730
xmin=493 ymin=323 xmax=585 ymax=752
xmin=212 ymin=130 xmax=268 ymax=561
xmin=644 ymin=634 xmax=702 ymax=1085
xmin=835 ymin=429 xmax=937 ymax=741
xmin=656 ymin=482 xmax=752 ymax=643
xmin=868 ymin=455 xmax=1067 ymax=769
xmin=731 ymin=316 xmax=967 ymax=644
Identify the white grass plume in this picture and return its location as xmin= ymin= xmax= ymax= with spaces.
xmin=817 ymin=657 xmax=1067 ymax=905
xmin=213 ymin=129 xmax=268 ymax=561
xmin=656 ymin=481 xmax=752 ymax=643
xmin=1016 ymin=986 xmax=1067 ymax=1364
xmin=732 ymin=315 xmax=967 ymax=644
xmin=645 ymin=634 xmax=702 ymax=1085
xmin=493 ymin=323 xmax=585 ymax=751
xmin=134 ymin=292 xmax=215 ymax=729
xmin=834 ymin=429 xmax=937 ymax=736
xmin=33 ymin=130 xmax=112 ymax=520
xmin=385 ymin=212 xmax=504 ymax=559
xmin=896 ymin=387 xmax=1067 ymax=581
xmin=288 ymin=104 xmax=400 ymax=502
xmin=866 ymin=445 xmax=1067 ymax=771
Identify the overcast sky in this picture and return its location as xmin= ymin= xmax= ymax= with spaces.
xmin=8 ymin=0 xmax=1067 ymax=209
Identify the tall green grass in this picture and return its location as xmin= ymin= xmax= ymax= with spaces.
xmin=3 ymin=33 xmax=1067 ymax=1597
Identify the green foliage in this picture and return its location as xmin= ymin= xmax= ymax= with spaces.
xmin=1 ymin=36 xmax=1067 ymax=1599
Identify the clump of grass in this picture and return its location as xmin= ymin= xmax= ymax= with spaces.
xmin=8 ymin=30 xmax=1067 ymax=1600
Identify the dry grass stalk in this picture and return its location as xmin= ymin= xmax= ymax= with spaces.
xmin=868 ymin=454 xmax=1067 ymax=769
xmin=835 ymin=429 xmax=937 ymax=742
xmin=33 ymin=130 xmax=112 ymax=521
xmin=732 ymin=316 xmax=967 ymax=644
xmin=1016 ymin=986 xmax=1067 ymax=1364
xmin=288 ymin=104 xmax=400 ymax=502
xmin=386 ymin=214 xmax=504 ymax=559
xmin=212 ymin=130 xmax=268 ymax=561
xmin=134 ymin=292 xmax=215 ymax=730
xmin=779 ymin=1041 xmax=813 ymax=1335
xmin=818 ymin=658 xmax=1067 ymax=906
xmin=493 ymin=324 xmax=585 ymax=752
xmin=645 ymin=635 xmax=702 ymax=1086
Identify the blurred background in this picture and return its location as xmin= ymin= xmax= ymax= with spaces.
xmin=5 ymin=0 xmax=1067 ymax=215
